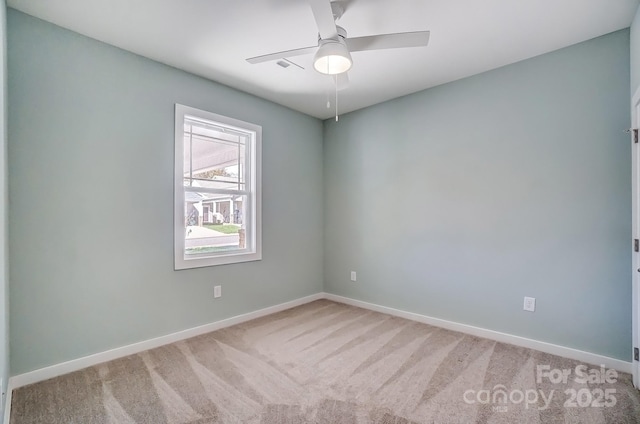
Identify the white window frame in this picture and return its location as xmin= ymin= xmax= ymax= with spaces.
xmin=174 ymin=104 xmax=262 ymax=270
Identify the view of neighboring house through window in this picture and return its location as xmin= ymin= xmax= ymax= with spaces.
xmin=174 ymin=104 xmax=261 ymax=269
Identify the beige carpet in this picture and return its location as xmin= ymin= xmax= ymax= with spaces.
xmin=10 ymin=300 xmax=640 ymax=423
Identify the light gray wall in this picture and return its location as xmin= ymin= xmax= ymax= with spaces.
xmin=632 ymin=5 xmax=640 ymax=94
xmin=324 ymin=30 xmax=631 ymax=361
xmin=8 ymin=10 xmax=323 ymax=375
xmin=0 ymin=0 xmax=7 ymax=420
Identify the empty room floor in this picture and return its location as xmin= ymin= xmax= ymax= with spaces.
xmin=9 ymin=300 xmax=640 ymax=423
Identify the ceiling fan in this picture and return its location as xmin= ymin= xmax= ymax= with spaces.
xmin=246 ymin=0 xmax=430 ymax=86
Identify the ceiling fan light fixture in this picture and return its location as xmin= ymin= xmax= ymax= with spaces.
xmin=313 ymin=39 xmax=352 ymax=75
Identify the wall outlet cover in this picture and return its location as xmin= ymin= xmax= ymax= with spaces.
xmin=523 ymin=296 xmax=536 ymax=312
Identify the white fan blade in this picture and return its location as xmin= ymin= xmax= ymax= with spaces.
xmin=336 ymin=72 xmax=349 ymax=90
xmin=246 ymin=46 xmax=317 ymax=64
xmin=346 ymin=31 xmax=430 ymax=52
xmin=309 ymin=0 xmax=338 ymax=40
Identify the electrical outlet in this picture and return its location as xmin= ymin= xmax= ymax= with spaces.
xmin=214 ymin=285 xmax=222 ymax=298
xmin=523 ymin=296 xmax=536 ymax=312
xmin=350 ymin=271 xmax=357 ymax=282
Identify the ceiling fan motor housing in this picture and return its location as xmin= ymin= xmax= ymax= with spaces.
xmin=318 ymin=25 xmax=348 ymax=43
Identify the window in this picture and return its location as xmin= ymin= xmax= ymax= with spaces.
xmin=174 ymin=104 xmax=261 ymax=269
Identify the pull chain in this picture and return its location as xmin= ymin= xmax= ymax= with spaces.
xmin=335 ymin=75 xmax=339 ymax=122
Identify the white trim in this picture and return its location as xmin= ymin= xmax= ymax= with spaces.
xmin=174 ymin=103 xmax=262 ymax=270
xmin=633 ymin=85 xmax=640 ymax=112
xmin=324 ymin=293 xmax=633 ymax=374
xmin=6 ymin=291 xmax=632 ymax=399
xmin=8 ymin=293 xmax=323 ymax=390
xmin=632 ymin=85 xmax=640 ymax=388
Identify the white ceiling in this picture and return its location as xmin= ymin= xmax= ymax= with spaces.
xmin=7 ymin=0 xmax=640 ymax=119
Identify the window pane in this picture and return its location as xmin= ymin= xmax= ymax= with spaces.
xmin=183 ymin=122 xmax=246 ymax=191
xmin=184 ymin=194 xmax=248 ymax=256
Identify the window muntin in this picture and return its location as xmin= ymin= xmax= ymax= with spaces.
xmin=175 ymin=105 xmax=261 ymax=269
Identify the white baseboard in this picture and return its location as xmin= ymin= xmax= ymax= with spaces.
xmin=7 ymin=293 xmax=324 ymax=391
xmin=324 ymin=293 xmax=632 ymax=374
xmin=5 ymin=289 xmax=632 ymax=419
